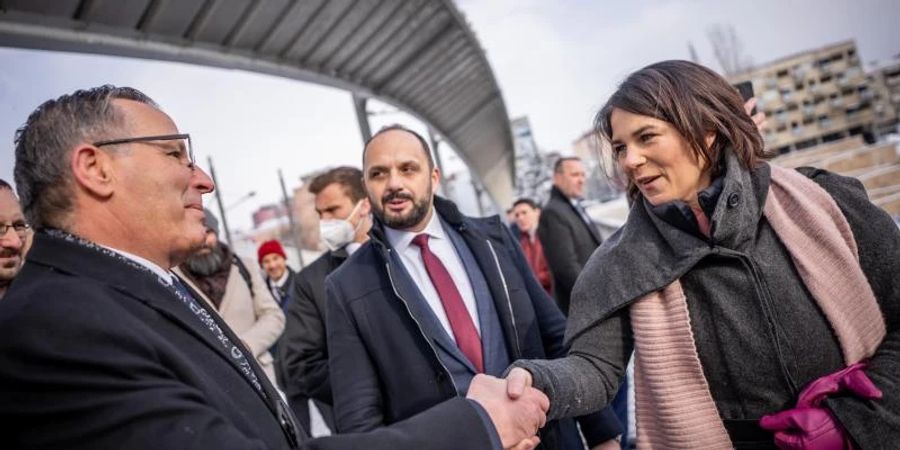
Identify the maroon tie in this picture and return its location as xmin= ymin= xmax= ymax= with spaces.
xmin=411 ymin=234 xmax=484 ymax=373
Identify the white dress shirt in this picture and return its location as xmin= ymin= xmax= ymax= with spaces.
xmin=273 ymin=271 xmax=290 ymax=288
xmin=384 ymin=211 xmax=481 ymax=339
xmin=269 ymin=270 xmax=290 ymax=301
xmin=100 ymin=244 xmax=173 ymax=284
xmin=346 ymin=241 xmax=363 ymax=256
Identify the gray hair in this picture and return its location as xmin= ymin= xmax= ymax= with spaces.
xmin=13 ymin=85 xmax=158 ymax=230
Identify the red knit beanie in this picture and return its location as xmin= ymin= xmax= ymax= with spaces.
xmin=257 ymin=240 xmax=287 ymax=264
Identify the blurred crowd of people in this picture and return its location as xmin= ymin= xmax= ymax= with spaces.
xmin=0 ymin=60 xmax=897 ymax=450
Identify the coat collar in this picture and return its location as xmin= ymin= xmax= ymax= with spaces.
xmin=366 ymin=197 xmax=523 ymax=361
xmin=549 ymin=185 xmax=570 ymax=204
xmin=565 ymin=150 xmax=771 ymax=343
xmin=549 ymin=185 xmax=603 ymax=244
xmin=27 ymin=231 xmax=287 ymax=422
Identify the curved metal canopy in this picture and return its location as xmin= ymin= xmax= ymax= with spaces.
xmin=0 ymin=0 xmax=515 ymax=207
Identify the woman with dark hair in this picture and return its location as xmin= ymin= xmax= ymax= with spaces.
xmin=506 ymin=60 xmax=899 ymax=449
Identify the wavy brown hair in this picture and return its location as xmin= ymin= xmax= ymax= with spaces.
xmin=595 ymin=60 xmax=769 ymax=200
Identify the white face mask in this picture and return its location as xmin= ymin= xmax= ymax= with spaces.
xmin=319 ymin=201 xmax=364 ymax=252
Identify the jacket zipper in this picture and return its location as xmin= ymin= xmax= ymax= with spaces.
xmin=716 ymin=247 xmax=800 ymax=395
xmin=486 ymin=240 xmax=522 ymax=359
xmin=384 ymin=255 xmax=460 ymax=396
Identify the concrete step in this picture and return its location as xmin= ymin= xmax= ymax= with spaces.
xmin=818 ymin=143 xmax=898 ymax=174
xmin=873 ymin=191 xmax=900 ymax=217
xmin=857 ymin=164 xmax=900 ymax=191
xmin=773 ymin=136 xmax=868 ymax=168
xmin=867 ymin=184 xmax=900 ymax=201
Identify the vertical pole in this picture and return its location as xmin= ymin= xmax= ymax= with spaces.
xmin=207 ymin=156 xmax=233 ymax=246
xmin=352 ymin=94 xmax=372 ymax=145
xmin=471 ymin=179 xmax=485 ymax=216
xmin=427 ymin=128 xmax=450 ymax=200
xmin=278 ymin=169 xmax=305 ymax=269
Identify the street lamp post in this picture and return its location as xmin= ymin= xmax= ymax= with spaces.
xmin=226 ymin=191 xmax=256 ymax=211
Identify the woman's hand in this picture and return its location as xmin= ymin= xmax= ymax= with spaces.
xmin=505 ymin=367 xmax=535 ymax=400
xmin=744 ymin=97 xmax=768 ymax=132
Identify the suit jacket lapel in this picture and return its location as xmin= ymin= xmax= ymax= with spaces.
xmin=147 ymin=277 xmax=297 ymax=443
xmin=570 ymin=200 xmax=603 ymax=245
xmin=455 ymin=226 xmax=522 ymax=361
xmin=444 ymin=225 xmax=507 ymax=375
xmin=30 ymin=234 xmax=282 ymax=417
xmin=385 ymin=251 xmax=477 ymax=373
xmin=168 ymin=271 xmax=284 ymax=413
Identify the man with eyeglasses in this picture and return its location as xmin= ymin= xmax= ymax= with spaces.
xmin=0 ymin=85 xmax=550 ymax=450
xmin=0 ymin=179 xmax=29 ymax=300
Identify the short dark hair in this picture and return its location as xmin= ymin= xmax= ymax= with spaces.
xmin=595 ymin=60 xmax=767 ymax=200
xmin=363 ymin=124 xmax=434 ymax=170
xmin=553 ymin=156 xmax=582 ymax=174
xmin=14 ymin=85 xmax=158 ymax=230
xmin=308 ymin=166 xmax=366 ymax=203
xmin=512 ymin=198 xmax=539 ymax=210
xmin=0 ymin=178 xmax=12 ymax=192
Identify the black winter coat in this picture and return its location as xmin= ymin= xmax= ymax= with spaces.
xmin=518 ymin=155 xmax=900 ymax=449
xmin=325 ymin=197 xmax=622 ymax=449
xmin=538 ymin=186 xmax=603 ymax=314
xmin=278 ymin=249 xmax=348 ymax=405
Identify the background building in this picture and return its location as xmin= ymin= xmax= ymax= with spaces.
xmin=511 ymin=116 xmax=554 ymax=205
xmin=868 ymin=56 xmax=900 ymax=137
xmin=727 ymin=40 xmax=898 ymax=221
xmin=572 ymin=131 xmax=620 ymax=203
xmin=729 ymin=41 xmax=877 ymax=154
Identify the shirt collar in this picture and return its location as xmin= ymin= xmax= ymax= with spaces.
xmin=346 ymin=242 xmax=363 ymax=255
xmin=273 ymin=270 xmax=290 ymax=287
xmin=384 ymin=208 xmax=446 ymax=252
xmin=99 ymin=244 xmax=173 ymax=284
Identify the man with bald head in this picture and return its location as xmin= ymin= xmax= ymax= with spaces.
xmin=326 ymin=125 xmax=622 ymax=450
xmin=0 ymin=179 xmax=28 ymax=299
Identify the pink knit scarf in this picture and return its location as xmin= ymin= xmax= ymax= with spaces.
xmin=630 ymin=164 xmax=886 ymax=449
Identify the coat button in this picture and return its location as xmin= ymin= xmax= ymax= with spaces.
xmin=436 ymin=371 xmax=446 ymax=382
xmin=727 ymin=193 xmax=741 ymax=208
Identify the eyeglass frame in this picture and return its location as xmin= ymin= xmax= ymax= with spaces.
xmin=93 ymin=133 xmax=195 ymax=169
xmin=0 ymin=220 xmax=31 ymax=238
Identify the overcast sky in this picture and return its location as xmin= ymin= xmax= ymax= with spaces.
xmin=1 ymin=0 xmax=898 ymax=230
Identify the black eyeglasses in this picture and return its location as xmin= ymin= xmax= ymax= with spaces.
xmin=0 ymin=220 xmax=30 ymax=238
xmin=93 ymin=133 xmax=195 ymax=169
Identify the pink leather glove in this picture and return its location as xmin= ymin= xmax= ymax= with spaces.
xmin=796 ymin=362 xmax=882 ymax=408
xmin=759 ymin=362 xmax=882 ymax=450
xmin=760 ymin=407 xmax=853 ymax=450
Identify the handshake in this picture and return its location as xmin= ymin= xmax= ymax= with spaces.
xmin=466 ymin=368 xmax=542 ymax=450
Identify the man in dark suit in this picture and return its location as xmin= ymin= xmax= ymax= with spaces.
xmin=326 ymin=125 xmax=622 ymax=450
xmin=538 ymin=157 xmax=603 ymax=315
xmin=0 ymin=86 xmax=549 ymax=450
xmin=278 ymin=166 xmax=371 ymax=433
xmin=538 ymin=157 xmax=630 ymax=448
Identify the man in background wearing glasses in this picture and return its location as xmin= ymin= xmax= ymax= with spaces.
xmin=0 ymin=178 xmax=29 ymax=300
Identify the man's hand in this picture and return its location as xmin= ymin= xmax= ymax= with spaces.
xmin=467 ymin=373 xmax=548 ymax=449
